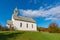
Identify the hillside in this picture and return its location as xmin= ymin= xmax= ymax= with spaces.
xmin=0 ymin=31 xmax=60 ymax=40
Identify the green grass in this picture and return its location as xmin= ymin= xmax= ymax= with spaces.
xmin=0 ymin=31 xmax=60 ymax=40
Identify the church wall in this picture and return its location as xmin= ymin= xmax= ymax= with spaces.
xmin=13 ymin=20 xmax=37 ymax=31
xmin=6 ymin=24 xmax=10 ymax=28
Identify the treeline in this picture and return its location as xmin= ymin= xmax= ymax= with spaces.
xmin=37 ymin=23 xmax=60 ymax=33
xmin=0 ymin=25 xmax=14 ymax=31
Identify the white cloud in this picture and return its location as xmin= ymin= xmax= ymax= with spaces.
xmin=19 ymin=5 xmax=60 ymax=20
xmin=45 ymin=18 xmax=58 ymax=20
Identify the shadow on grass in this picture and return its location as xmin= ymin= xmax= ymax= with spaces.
xmin=0 ymin=32 xmax=24 ymax=40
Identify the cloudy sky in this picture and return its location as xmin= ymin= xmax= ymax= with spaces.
xmin=0 ymin=0 xmax=60 ymax=27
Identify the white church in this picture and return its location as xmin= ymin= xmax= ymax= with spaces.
xmin=6 ymin=8 xmax=37 ymax=31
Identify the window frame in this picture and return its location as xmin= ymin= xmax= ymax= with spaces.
xmin=26 ymin=24 xmax=28 ymax=28
xmin=32 ymin=24 xmax=33 ymax=28
xmin=20 ymin=23 xmax=22 ymax=27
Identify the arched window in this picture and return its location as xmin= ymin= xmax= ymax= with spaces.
xmin=20 ymin=23 xmax=22 ymax=27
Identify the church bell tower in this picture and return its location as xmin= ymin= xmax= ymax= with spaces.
xmin=14 ymin=7 xmax=18 ymax=16
xmin=12 ymin=7 xmax=18 ymax=21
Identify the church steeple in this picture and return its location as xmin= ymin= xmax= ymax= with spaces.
xmin=12 ymin=7 xmax=18 ymax=21
xmin=14 ymin=7 xmax=18 ymax=16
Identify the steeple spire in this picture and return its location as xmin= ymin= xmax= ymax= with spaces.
xmin=14 ymin=7 xmax=18 ymax=16
xmin=14 ymin=7 xmax=18 ymax=11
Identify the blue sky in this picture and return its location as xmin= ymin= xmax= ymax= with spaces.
xmin=0 ymin=0 xmax=60 ymax=28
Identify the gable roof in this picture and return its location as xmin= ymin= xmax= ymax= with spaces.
xmin=13 ymin=15 xmax=36 ymax=23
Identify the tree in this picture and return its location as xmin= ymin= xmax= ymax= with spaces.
xmin=37 ymin=27 xmax=45 ymax=32
xmin=0 ymin=24 xmax=3 ymax=30
xmin=48 ymin=23 xmax=60 ymax=33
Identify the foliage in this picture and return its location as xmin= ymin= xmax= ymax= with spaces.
xmin=37 ymin=27 xmax=45 ymax=32
xmin=0 ymin=24 xmax=14 ymax=31
xmin=37 ymin=27 xmax=49 ymax=32
xmin=48 ymin=23 xmax=60 ymax=33
xmin=37 ymin=23 xmax=60 ymax=33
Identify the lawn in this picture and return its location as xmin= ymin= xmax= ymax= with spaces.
xmin=0 ymin=31 xmax=60 ymax=40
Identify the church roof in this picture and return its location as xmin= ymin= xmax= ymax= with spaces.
xmin=13 ymin=15 xmax=36 ymax=23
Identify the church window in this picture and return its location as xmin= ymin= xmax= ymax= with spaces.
xmin=32 ymin=24 xmax=33 ymax=28
xmin=27 ymin=24 xmax=28 ymax=28
xmin=20 ymin=23 xmax=22 ymax=27
xmin=15 ymin=10 xmax=18 ymax=13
